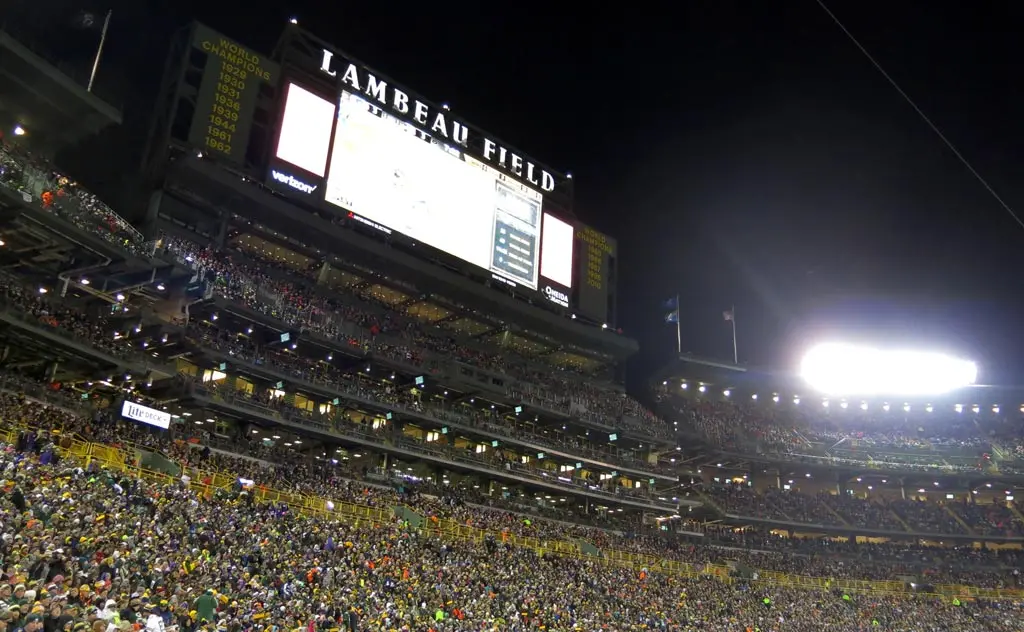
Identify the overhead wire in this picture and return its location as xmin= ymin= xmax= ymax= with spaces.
xmin=814 ymin=0 xmax=1024 ymax=231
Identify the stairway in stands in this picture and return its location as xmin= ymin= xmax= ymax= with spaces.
xmin=820 ymin=498 xmax=850 ymax=527
xmin=1007 ymin=502 xmax=1024 ymax=527
xmin=941 ymin=504 xmax=975 ymax=535
xmin=887 ymin=509 xmax=913 ymax=532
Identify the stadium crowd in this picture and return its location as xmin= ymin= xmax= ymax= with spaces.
xmin=666 ymin=392 xmax=1024 ymax=472
xmin=0 ymin=145 xmax=151 ymax=257
xmin=0 ymin=387 xmax=1023 ymax=631
xmin=185 ymin=321 xmax=665 ymax=476
xmin=159 ymin=236 xmax=672 ymax=443
xmin=705 ymin=483 xmax=1024 ymax=537
xmin=5 ymin=373 xmax=1024 ymax=589
xmin=6 ymin=138 xmax=1024 ymax=629
xmin=1 ymin=140 xmax=671 ymax=440
xmin=6 ymin=231 xmax=1024 ymax=536
xmin=0 ymin=266 xmax=672 ymax=504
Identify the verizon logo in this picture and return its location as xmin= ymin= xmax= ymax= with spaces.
xmin=271 ymin=170 xmax=317 ymax=194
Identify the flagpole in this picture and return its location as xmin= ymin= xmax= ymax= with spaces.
xmin=675 ymin=294 xmax=681 ymax=356
xmin=87 ymin=10 xmax=112 ymax=93
xmin=730 ymin=304 xmax=738 ymax=364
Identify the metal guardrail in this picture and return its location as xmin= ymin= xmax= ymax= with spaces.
xmin=0 ymin=146 xmax=147 ymax=256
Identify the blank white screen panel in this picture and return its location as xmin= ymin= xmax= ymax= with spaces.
xmin=540 ymin=213 xmax=574 ymax=288
xmin=275 ymin=83 xmax=335 ymax=177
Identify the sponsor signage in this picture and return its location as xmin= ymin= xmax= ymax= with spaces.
xmin=270 ymin=169 xmax=317 ymax=194
xmin=121 ymin=401 xmax=171 ymax=430
xmin=543 ymin=285 xmax=569 ymax=308
xmin=318 ymin=49 xmax=560 ymax=194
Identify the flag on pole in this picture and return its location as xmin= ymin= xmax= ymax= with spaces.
xmin=664 ymin=297 xmax=680 ymax=324
xmin=666 ymin=295 xmax=682 ymax=354
xmin=724 ymin=306 xmax=738 ymax=364
xmin=71 ymin=10 xmax=104 ymax=30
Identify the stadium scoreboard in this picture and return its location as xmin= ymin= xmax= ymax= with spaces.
xmin=162 ymin=23 xmax=617 ymax=325
xmin=186 ymin=24 xmax=279 ymax=165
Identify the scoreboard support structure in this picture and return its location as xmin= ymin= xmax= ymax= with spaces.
xmin=140 ymin=24 xmax=193 ymax=190
xmin=140 ymin=23 xmax=280 ymax=191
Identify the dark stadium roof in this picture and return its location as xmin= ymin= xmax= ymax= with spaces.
xmin=0 ymin=29 xmax=121 ymax=154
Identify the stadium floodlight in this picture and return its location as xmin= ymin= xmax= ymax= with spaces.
xmin=799 ymin=342 xmax=977 ymax=396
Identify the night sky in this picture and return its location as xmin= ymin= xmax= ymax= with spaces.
xmin=12 ymin=1 xmax=1024 ymax=387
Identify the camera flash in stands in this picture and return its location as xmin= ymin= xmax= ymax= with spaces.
xmin=13 ymin=126 xmax=25 ymax=136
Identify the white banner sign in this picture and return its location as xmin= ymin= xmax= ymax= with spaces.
xmin=121 ymin=401 xmax=171 ymax=430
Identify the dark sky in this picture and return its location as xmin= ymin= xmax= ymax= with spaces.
xmin=15 ymin=1 xmax=1024 ymax=386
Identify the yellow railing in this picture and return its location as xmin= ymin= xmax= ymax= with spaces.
xmin=8 ymin=425 xmax=1024 ymax=599
xmin=755 ymin=571 xmax=910 ymax=595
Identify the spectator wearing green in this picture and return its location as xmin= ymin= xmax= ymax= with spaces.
xmin=194 ymin=590 xmax=217 ymax=623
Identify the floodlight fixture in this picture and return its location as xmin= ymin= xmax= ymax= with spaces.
xmin=799 ymin=342 xmax=977 ymax=396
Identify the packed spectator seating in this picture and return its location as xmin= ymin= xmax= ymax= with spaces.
xmin=4 ymin=376 xmax=1023 ymax=590
xmin=706 ymin=484 xmax=1024 ymax=537
xmin=0 ymin=384 xmax=1021 ymax=631
xmin=2 ymin=141 xmax=674 ymax=444
xmin=0 ymin=267 xmax=674 ymax=505
xmin=667 ymin=392 xmax=1024 ymax=471
xmin=186 ymin=320 xmax=666 ymax=474
xmin=0 ymin=145 xmax=152 ymax=257
xmin=161 ymin=235 xmax=674 ymax=443
xmin=8 ymin=133 xmax=1024 ymax=630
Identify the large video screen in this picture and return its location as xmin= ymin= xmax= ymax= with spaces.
xmin=275 ymin=83 xmax=336 ymax=177
xmin=540 ymin=213 xmax=574 ymax=288
xmin=324 ymin=90 xmax=542 ymax=289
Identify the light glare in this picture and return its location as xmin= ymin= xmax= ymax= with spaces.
xmin=799 ymin=342 xmax=977 ymax=396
